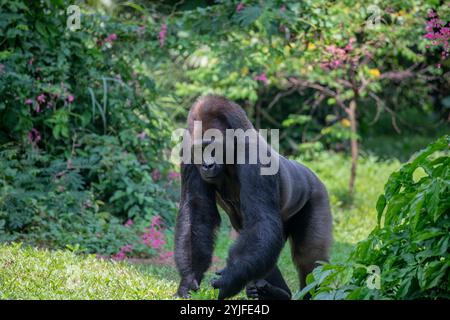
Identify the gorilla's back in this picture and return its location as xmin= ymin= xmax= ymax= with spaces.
xmin=278 ymin=156 xmax=318 ymax=221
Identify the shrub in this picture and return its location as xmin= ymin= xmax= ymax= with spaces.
xmin=297 ymin=135 xmax=450 ymax=300
xmin=0 ymin=0 xmax=177 ymax=254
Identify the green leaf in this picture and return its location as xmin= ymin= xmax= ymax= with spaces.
xmin=376 ymin=194 xmax=386 ymax=226
xmin=234 ymin=6 xmax=263 ymax=27
xmin=293 ymin=281 xmax=317 ymax=300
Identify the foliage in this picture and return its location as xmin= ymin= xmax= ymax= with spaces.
xmin=142 ymin=0 xmax=449 ymax=156
xmin=297 ymin=135 xmax=450 ymax=300
xmin=0 ymin=0 xmax=178 ymax=255
xmin=0 ymin=146 xmax=174 ymax=257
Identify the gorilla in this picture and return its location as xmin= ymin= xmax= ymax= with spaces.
xmin=174 ymin=95 xmax=332 ymax=300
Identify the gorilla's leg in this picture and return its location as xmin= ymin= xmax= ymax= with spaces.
xmin=246 ymin=266 xmax=291 ymax=300
xmin=287 ymin=184 xmax=332 ymax=292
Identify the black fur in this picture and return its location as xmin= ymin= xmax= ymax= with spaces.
xmin=174 ymin=95 xmax=332 ymax=300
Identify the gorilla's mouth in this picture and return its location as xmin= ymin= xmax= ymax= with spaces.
xmin=202 ymin=172 xmax=221 ymax=181
xmin=203 ymin=173 xmax=219 ymax=180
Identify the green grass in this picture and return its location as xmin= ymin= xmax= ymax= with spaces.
xmin=0 ymin=243 xmax=176 ymax=299
xmin=302 ymin=152 xmax=400 ymax=244
xmin=0 ymin=152 xmax=401 ymax=299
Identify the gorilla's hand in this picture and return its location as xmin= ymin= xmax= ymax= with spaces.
xmin=175 ymin=275 xmax=199 ymax=299
xmin=211 ymin=268 xmax=244 ymax=300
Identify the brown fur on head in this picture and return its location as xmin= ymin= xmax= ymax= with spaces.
xmin=188 ymin=95 xmax=253 ymax=134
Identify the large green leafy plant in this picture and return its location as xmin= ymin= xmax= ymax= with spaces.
xmin=297 ymin=135 xmax=449 ymax=299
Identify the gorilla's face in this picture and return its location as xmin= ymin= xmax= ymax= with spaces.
xmin=198 ymin=160 xmax=225 ymax=182
xmin=195 ymin=139 xmax=225 ymax=183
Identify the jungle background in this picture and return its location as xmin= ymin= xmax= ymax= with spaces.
xmin=0 ymin=0 xmax=448 ymax=299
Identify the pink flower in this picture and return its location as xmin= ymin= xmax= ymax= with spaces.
xmin=137 ymin=131 xmax=146 ymax=140
xmin=67 ymin=94 xmax=74 ymax=103
xmin=151 ymin=215 xmax=161 ymax=228
xmin=112 ymin=252 xmax=125 ymax=261
xmin=105 ymin=33 xmax=117 ymax=42
xmin=254 ymin=73 xmax=268 ymax=85
xmin=151 ymin=169 xmax=161 ymax=181
xmin=25 ymin=99 xmax=33 ymax=105
xmin=158 ymin=251 xmax=174 ymax=260
xmin=28 ymin=128 xmax=41 ymax=146
xmin=37 ymin=94 xmax=46 ymax=103
xmin=111 ymin=244 xmax=134 ymax=260
xmin=320 ymin=41 xmax=355 ymax=70
xmin=345 ymin=38 xmax=355 ymax=51
xmin=159 ymin=23 xmax=167 ymax=47
xmin=124 ymin=219 xmax=133 ymax=227
xmin=28 ymin=57 xmax=34 ymax=66
xmin=424 ymin=12 xmax=449 ymax=65
xmin=142 ymin=215 xmax=166 ymax=250
xmin=168 ymin=171 xmax=181 ymax=181
xmin=122 ymin=244 xmax=133 ymax=253
xmin=280 ymin=5 xmax=286 ymax=12
xmin=236 ymin=3 xmax=245 ymax=12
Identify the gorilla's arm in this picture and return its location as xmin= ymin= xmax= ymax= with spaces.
xmin=211 ymin=163 xmax=284 ymax=299
xmin=174 ymin=163 xmax=221 ymax=298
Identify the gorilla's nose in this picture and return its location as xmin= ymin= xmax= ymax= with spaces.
xmin=202 ymin=162 xmax=215 ymax=170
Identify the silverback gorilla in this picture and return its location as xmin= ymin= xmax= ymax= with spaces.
xmin=174 ymin=95 xmax=332 ymax=300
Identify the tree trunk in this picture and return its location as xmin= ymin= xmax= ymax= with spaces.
xmin=348 ymin=99 xmax=358 ymax=194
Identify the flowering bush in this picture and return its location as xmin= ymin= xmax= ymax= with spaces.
xmin=0 ymin=0 xmax=177 ymax=255
xmin=111 ymin=215 xmax=173 ymax=261
xmin=424 ymin=10 xmax=449 ymax=68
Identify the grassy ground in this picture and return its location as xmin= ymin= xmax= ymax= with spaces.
xmin=0 ymin=243 xmax=176 ymax=299
xmin=0 ymin=152 xmax=400 ymax=299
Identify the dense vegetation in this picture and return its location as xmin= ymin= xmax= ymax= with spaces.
xmin=0 ymin=0 xmax=448 ymax=299
xmin=298 ymin=136 xmax=449 ymax=300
